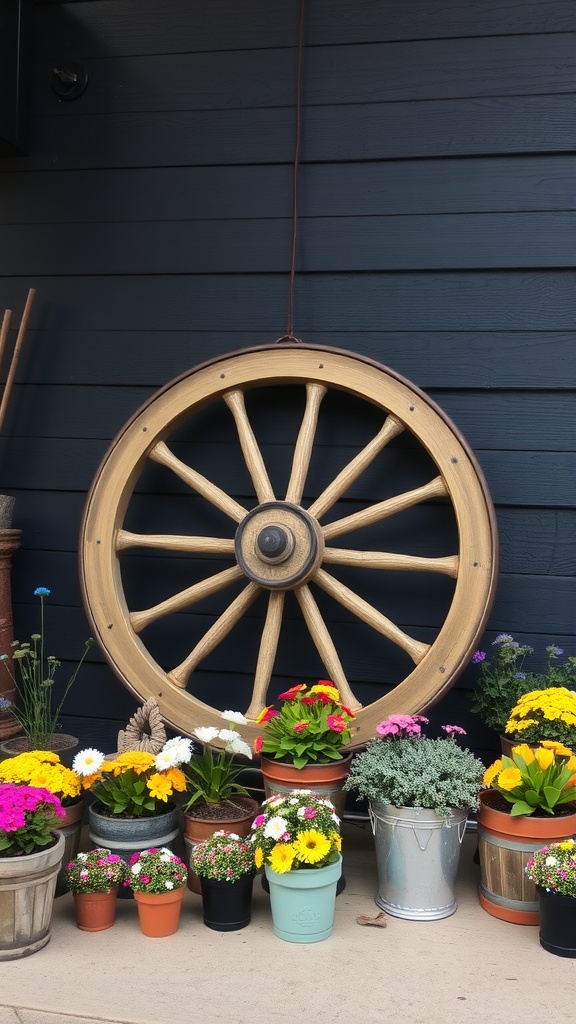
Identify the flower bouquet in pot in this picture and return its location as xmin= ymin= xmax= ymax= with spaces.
xmin=127 ymin=846 xmax=188 ymax=937
xmin=250 ymin=789 xmax=342 ymax=943
xmin=526 ymin=839 xmax=576 ymax=957
xmin=191 ymin=830 xmax=256 ymax=931
xmin=65 ymin=848 xmax=128 ymax=931
xmin=478 ymin=742 xmax=576 ymax=924
xmin=343 ymin=715 xmax=485 ymax=921
xmin=254 ymin=681 xmax=356 ymax=818
xmin=0 ymin=782 xmax=66 ymax=959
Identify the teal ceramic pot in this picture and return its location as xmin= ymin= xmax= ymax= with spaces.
xmin=264 ymin=855 xmax=342 ymax=943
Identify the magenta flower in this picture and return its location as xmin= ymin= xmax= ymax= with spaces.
xmin=441 ymin=724 xmax=467 ymax=737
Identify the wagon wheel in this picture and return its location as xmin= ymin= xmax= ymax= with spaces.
xmin=80 ymin=344 xmax=498 ymax=747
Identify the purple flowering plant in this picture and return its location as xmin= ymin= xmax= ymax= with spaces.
xmin=0 ymin=781 xmax=65 ymax=855
xmin=65 ymin=847 xmax=128 ymax=894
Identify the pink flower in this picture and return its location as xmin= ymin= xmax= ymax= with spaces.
xmin=254 ymin=736 xmax=263 ymax=753
xmin=253 ymin=813 xmax=266 ymax=827
xmin=327 ymin=714 xmax=346 ymax=733
xmin=293 ymin=721 xmax=309 ymax=732
xmin=140 ymin=874 xmax=151 ymax=885
xmin=304 ymin=808 xmax=317 ymax=819
xmin=441 ymin=724 xmax=467 ymax=738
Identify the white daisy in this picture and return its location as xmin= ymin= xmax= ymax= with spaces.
xmin=72 ymin=748 xmax=105 ymax=776
xmin=264 ymin=815 xmax=288 ymax=840
xmin=160 ymin=853 xmax=171 ymax=862
xmin=154 ymin=747 xmax=181 ymax=771
xmin=545 ymin=856 xmax=558 ymax=866
xmin=131 ymin=863 xmax=141 ymax=875
xmin=218 ymin=729 xmax=238 ymax=743
xmin=226 ymin=734 xmax=252 ymax=760
xmin=193 ymin=726 xmax=220 ymax=744
xmin=165 ymin=880 xmax=174 ymax=889
xmin=221 ymin=710 xmax=248 ymax=725
xmin=160 ymin=736 xmax=193 ymax=763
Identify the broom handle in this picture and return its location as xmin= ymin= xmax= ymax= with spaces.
xmin=0 ymin=308 xmax=12 ymax=384
xmin=0 ymin=288 xmax=35 ymax=433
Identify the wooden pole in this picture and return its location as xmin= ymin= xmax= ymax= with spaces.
xmin=0 ymin=287 xmax=36 ymax=433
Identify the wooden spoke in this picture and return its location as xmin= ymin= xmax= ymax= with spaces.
xmin=285 ymin=383 xmax=327 ymax=504
xmin=117 ymin=530 xmax=235 ymax=555
xmin=308 ymin=414 xmax=405 ymax=521
xmin=323 ymin=547 xmax=459 ymax=578
xmin=130 ymin=565 xmax=244 ymax=634
xmin=245 ymin=590 xmax=285 ymax=720
xmin=167 ymin=582 xmax=261 ymax=688
xmin=315 ymin=568 xmax=430 ymax=665
xmin=322 ymin=476 xmax=448 ymax=541
xmin=295 ymin=584 xmax=362 ymax=711
xmin=149 ymin=441 xmax=247 ymax=522
xmin=223 ymin=389 xmax=275 ymax=503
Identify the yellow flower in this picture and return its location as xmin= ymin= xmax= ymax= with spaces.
xmin=146 ymin=772 xmax=172 ymax=801
xmin=113 ymin=752 xmax=156 ymax=774
xmin=541 ymin=740 xmax=573 ymax=757
xmin=164 ymin=767 xmax=186 ymax=791
xmin=269 ymin=843 xmax=296 ymax=874
xmin=558 ymin=840 xmax=576 ymax=851
xmin=331 ymin=831 xmax=342 ymax=852
xmin=534 ymin=747 xmax=555 ymax=771
xmin=254 ymin=847 xmax=264 ymax=869
xmin=293 ymin=829 xmax=331 ymax=864
xmin=511 ymin=744 xmax=535 ymax=764
xmin=309 ymin=683 xmax=340 ymax=702
xmin=81 ymin=770 xmax=103 ymax=789
xmin=483 ymin=760 xmax=503 ymax=787
xmin=497 ymin=767 xmax=523 ymax=791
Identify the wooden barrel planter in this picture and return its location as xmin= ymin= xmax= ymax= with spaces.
xmin=477 ymin=790 xmax=576 ymax=925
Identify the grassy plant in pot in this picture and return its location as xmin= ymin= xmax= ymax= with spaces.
xmin=0 ymin=749 xmax=84 ymax=895
xmin=182 ymin=711 xmax=258 ymax=894
xmin=526 ymin=839 xmax=576 ymax=957
xmin=254 ymin=681 xmax=356 ymax=818
xmin=0 ymin=782 xmax=66 ymax=959
xmin=65 ymin=847 xmax=128 ymax=931
xmin=74 ymin=736 xmax=191 ymax=896
xmin=0 ymin=587 xmax=93 ymax=764
xmin=344 ymin=714 xmax=485 ymax=921
xmin=127 ymin=846 xmax=188 ymax=937
xmin=478 ymin=741 xmax=576 ymax=924
xmin=191 ymin=829 xmax=256 ymax=931
xmin=250 ymin=789 xmax=342 ymax=943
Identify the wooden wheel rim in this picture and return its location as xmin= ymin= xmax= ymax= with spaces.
xmin=80 ymin=343 xmax=498 ymax=745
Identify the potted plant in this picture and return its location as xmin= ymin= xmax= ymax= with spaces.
xmin=250 ymin=789 xmax=342 ymax=943
xmin=526 ymin=839 xmax=576 ymax=957
xmin=0 ymin=749 xmax=84 ymax=895
xmin=471 ymin=635 xmax=576 ymax=752
xmin=344 ymin=714 xmax=485 ymax=920
xmin=254 ymin=680 xmax=356 ymax=817
xmin=504 ymin=685 xmax=576 ymax=752
xmin=182 ymin=711 xmax=258 ymax=893
xmin=65 ymin=847 xmax=128 ymax=931
xmin=0 ymin=782 xmax=66 ymax=959
xmin=0 ymin=586 xmax=93 ymax=762
xmin=191 ymin=829 xmax=256 ymax=931
xmin=478 ymin=741 xmax=576 ymax=924
xmin=126 ymin=846 xmax=188 ymax=936
xmin=73 ymin=735 xmax=191 ymax=887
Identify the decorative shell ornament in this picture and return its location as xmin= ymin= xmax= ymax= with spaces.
xmin=116 ymin=698 xmax=167 ymax=754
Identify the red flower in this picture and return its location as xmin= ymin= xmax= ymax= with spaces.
xmin=326 ymin=714 xmax=346 ymax=733
xmin=315 ymin=691 xmax=333 ymax=705
xmin=254 ymin=736 xmax=263 ymax=753
xmin=278 ymin=684 xmax=307 ymax=700
xmin=300 ymin=696 xmax=317 ymax=706
xmin=293 ymin=721 xmax=309 ymax=732
xmin=339 ymin=704 xmax=356 ymax=718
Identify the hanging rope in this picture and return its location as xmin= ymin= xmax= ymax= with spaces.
xmin=274 ymin=0 xmax=305 ymax=345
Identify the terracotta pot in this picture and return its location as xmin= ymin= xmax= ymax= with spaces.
xmin=134 ymin=886 xmax=186 ymax=937
xmin=183 ymin=796 xmax=259 ymax=894
xmin=0 ymin=832 xmax=65 ymax=960
xmin=259 ymin=753 xmax=352 ymax=819
xmin=73 ymin=886 xmax=119 ymax=931
xmin=55 ymin=797 xmax=85 ymax=896
xmin=477 ymin=790 xmax=576 ymax=925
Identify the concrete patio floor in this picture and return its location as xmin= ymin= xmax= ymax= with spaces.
xmin=0 ymin=821 xmax=574 ymax=1024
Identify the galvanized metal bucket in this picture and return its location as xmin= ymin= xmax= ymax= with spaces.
xmin=369 ymin=802 xmax=468 ymax=920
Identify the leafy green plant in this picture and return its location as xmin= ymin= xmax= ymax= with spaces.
xmin=483 ymin=742 xmax=576 ymax=816
xmin=343 ymin=716 xmax=484 ymax=817
xmin=183 ymin=711 xmax=252 ymax=812
xmin=0 ymin=587 xmax=93 ymax=748
xmin=254 ymin=681 xmax=355 ymax=768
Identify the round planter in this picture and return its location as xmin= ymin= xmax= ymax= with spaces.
xmin=88 ymin=801 xmax=180 ymax=899
xmin=133 ymin=886 xmax=186 ymax=937
xmin=0 ymin=831 xmax=65 ymax=960
xmin=369 ymin=802 xmax=468 ymax=921
xmin=73 ymin=886 xmax=119 ymax=931
xmin=259 ymin=753 xmax=352 ymax=820
xmin=538 ymin=888 xmax=576 ymax=957
xmin=265 ymin=855 xmax=342 ymax=943
xmin=0 ymin=733 xmax=79 ymax=768
xmin=199 ymin=872 xmax=255 ymax=931
xmin=477 ymin=790 xmax=576 ymax=925
xmin=182 ymin=796 xmax=259 ymax=895
xmin=55 ymin=797 xmax=85 ymax=897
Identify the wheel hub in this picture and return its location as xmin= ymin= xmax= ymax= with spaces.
xmin=235 ymin=501 xmax=324 ymax=589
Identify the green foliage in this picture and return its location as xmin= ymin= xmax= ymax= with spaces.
xmin=484 ymin=745 xmax=576 ymax=816
xmin=256 ymin=683 xmax=354 ymax=768
xmin=90 ymin=768 xmax=160 ymax=817
xmin=191 ymin=830 xmax=255 ymax=883
xmin=182 ymin=743 xmax=250 ymax=810
xmin=344 ymin=736 xmax=485 ymax=818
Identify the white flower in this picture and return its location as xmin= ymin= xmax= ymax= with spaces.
xmin=291 ymin=789 xmax=314 ymax=796
xmin=221 ymin=710 xmax=248 ymax=725
xmin=77 ymin=852 xmax=88 ymax=862
xmin=218 ymin=729 xmax=238 ymax=743
xmin=228 ymin=833 xmax=240 ymax=841
xmin=159 ymin=736 xmax=193 ymax=763
xmin=160 ymin=847 xmax=172 ymax=855
xmin=264 ymin=815 xmax=288 ymax=840
xmin=226 ymin=733 xmax=253 ymax=760
xmin=131 ymin=863 xmax=141 ymax=875
xmin=297 ymin=807 xmax=307 ymax=818
xmin=165 ymin=880 xmax=174 ymax=890
xmin=193 ymin=726 xmax=220 ymax=744
xmin=154 ymin=747 xmax=181 ymax=770
xmin=289 ymin=798 xmax=298 ymax=805
xmin=160 ymin=853 xmax=171 ymax=863
xmin=545 ymin=856 xmax=558 ymax=866
xmin=331 ymin=813 xmax=340 ymax=827
xmin=72 ymin=748 xmax=105 ymax=776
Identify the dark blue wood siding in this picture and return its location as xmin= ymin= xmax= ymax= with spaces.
xmin=0 ymin=0 xmax=574 ymax=758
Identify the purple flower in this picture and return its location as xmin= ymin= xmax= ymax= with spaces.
xmin=472 ymin=651 xmax=486 ymax=664
xmin=441 ymin=724 xmax=467 ymax=738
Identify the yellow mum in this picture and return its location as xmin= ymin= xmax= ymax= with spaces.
xmin=146 ymin=772 xmax=172 ymax=801
xmin=497 ymin=767 xmax=523 ymax=792
xmin=483 ymin=760 xmax=504 ymax=787
xmin=309 ymin=683 xmax=340 ymax=702
xmin=269 ymin=843 xmax=296 ymax=874
xmin=164 ymin=766 xmax=186 ymax=791
xmin=293 ymin=829 xmax=331 ymax=864
xmin=254 ymin=847 xmax=264 ymax=869
xmin=113 ymin=751 xmax=156 ymax=774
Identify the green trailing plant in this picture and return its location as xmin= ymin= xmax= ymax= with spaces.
xmin=0 ymin=587 xmax=93 ymax=748
xmin=343 ymin=715 xmax=484 ymax=818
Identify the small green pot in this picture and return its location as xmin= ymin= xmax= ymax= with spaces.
xmin=264 ymin=856 xmax=342 ymax=943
